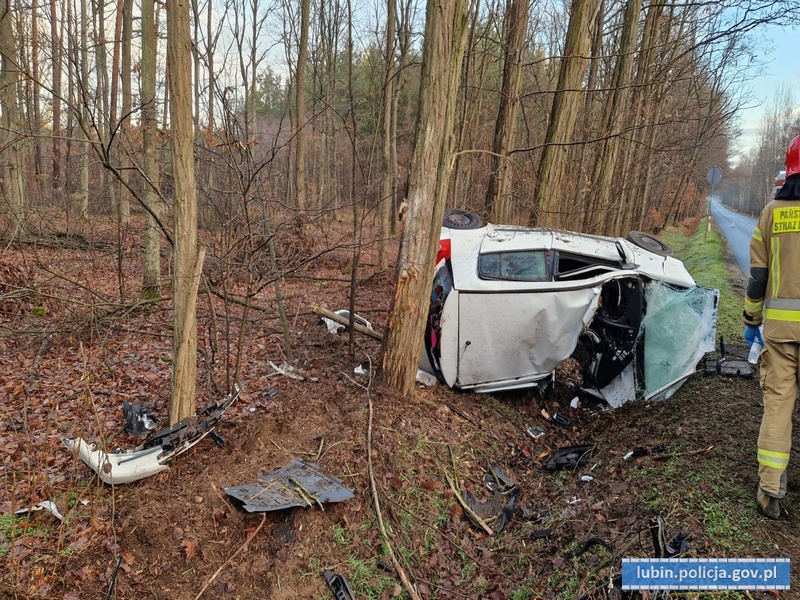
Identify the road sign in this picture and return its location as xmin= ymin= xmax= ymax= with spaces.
xmin=707 ymin=166 xmax=723 ymax=186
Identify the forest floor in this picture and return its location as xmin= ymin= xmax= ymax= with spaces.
xmin=1 ymin=214 xmax=799 ymax=600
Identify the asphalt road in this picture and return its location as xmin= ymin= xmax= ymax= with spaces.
xmin=709 ymin=198 xmax=755 ymax=277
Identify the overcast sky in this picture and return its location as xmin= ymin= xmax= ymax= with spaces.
xmin=733 ymin=24 xmax=800 ymax=162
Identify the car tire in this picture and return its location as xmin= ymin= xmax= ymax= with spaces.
xmin=626 ymin=231 xmax=674 ymax=257
xmin=443 ymin=209 xmax=484 ymax=230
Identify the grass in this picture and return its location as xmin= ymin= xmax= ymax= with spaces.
xmin=660 ymin=218 xmax=742 ymax=342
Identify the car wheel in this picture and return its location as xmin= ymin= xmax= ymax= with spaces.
xmin=443 ymin=209 xmax=484 ymax=230
xmin=626 ymin=231 xmax=674 ymax=257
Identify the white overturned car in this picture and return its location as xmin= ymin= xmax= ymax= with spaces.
xmin=419 ymin=211 xmax=718 ymax=407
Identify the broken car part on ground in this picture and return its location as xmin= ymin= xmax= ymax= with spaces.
xmin=225 ymin=458 xmax=353 ymax=513
xmin=420 ymin=211 xmax=719 ymax=406
xmin=63 ymin=383 xmax=241 ymax=485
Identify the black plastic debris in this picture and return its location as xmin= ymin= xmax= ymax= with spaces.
xmin=623 ymin=446 xmax=648 ymax=461
xmin=543 ymin=445 xmax=595 ymax=471
xmin=550 ymin=412 xmax=573 ymax=428
xmin=649 ymin=515 xmax=691 ymax=558
xmin=225 ymin=459 xmax=354 ymax=513
xmin=122 ymin=401 xmax=158 ymax=437
xmin=323 ymin=570 xmax=356 ymax=600
xmin=142 ymin=384 xmax=241 ymax=454
xmin=464 ymin=463 xmax=521 ymax=533
xmin=375 ymin=558 xmax=393 ymax=574
xmin=703 ymin=336 xmax=753 ymax=378
xmin=531 ymin=528 xmax=553 ymax=539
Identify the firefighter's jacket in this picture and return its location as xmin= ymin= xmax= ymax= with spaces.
xmin=746 ymin=198 xmax=800 ymax=340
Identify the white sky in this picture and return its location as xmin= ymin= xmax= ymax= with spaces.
xmin=732 ymin=23 xmax=800 ymax=161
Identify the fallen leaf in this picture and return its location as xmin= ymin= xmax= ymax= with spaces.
xmin=184 ymin=539 xmax=200 ymax=560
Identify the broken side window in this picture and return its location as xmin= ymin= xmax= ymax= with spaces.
xmin=478 ymin=251 xmax=549 ymax=282
xmin=555 ymin=252 xmax=620 ymax=281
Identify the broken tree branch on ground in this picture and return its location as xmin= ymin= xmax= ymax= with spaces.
xmin=312 ymin=303 xmax=383 ymax=341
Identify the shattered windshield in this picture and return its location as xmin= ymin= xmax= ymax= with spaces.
xmin=639 ymin=281 xmax=718 ymax=400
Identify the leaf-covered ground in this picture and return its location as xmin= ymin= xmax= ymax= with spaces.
xmin=1 ymin=216 xmax=798 ymax=600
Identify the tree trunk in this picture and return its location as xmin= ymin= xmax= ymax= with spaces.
xmin=587 ymin=0 xmax=641 ymax=235
xmin=51 ymin=0 xmax=63 ymax=195
xmin=1 ymin=0 xmax=28 ymax=238
xmin=80 ymin=0 xmax=90 ymax=220
xmin=119 ymin=0 xmax=132 ymax=224
xmin=294 ymin=0 xmax=310 ymax=219
xmin=168 ymin=0 xmax=199 ymax=423
xmin=31 ymin=0 xmax=42 ymax=176
xmin=530 ymin=0 xmax=599 ymax=229
xmin=141 ymin=0 xmax=161 ymax=297
xmin=484 ymin=0 xmax=529 ymax=223
xmin=378 ymin=0 xmax=396 ymax=271
xmin=380 ymin=0 xmax=470 ymax=397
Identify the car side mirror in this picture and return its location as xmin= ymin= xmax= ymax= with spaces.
xmin=616 ymin=239 xmax=638 ymax=270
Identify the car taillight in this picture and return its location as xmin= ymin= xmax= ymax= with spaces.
xmin=436 ymin=239 xmax=451 ymax=265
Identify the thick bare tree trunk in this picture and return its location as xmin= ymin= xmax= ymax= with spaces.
xmin=530 ymin=0 xmax=599 ymax=229
xmin=484 ymin=0 xmax=529 ymax=223
xmin=141 ymin=0 xmax=161 ymax=297
xmin=378 ymin=0 xmax=396 ymax=271
xmin=380 ymin=0 xmax=470 ymax=397
xmin=293 ymin=0 xmax=310 ymax=220
xmin=587 ymin=0 xmax=641 ymax=235
xmin=1 ymin=0 xmax=28 ymax=238
xmin=168 ymin=0 xmax=199 ymax=423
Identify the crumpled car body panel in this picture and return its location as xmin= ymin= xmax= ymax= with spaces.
xmin=450 ymin=288 xmax=599 ymax=389
xmin=63 ymin=438 xmax=168 ymax=485
xmin=63 ymin=383 xmax=240 ymax=484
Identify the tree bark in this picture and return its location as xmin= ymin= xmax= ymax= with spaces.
xmin=31 ymin=0 xmax=42 ymax=176
xmin=141 ymin=0 xmax=161 ymax=297
xmin=293 ymin=0 xmax=310 ymax=220
xmin=378 ymin=0 xmax=396 ymax=271
xmin=530 ymin=0 xmax=599 ymax=229
xmin=168 ymin=0 xmax=199 ymax=423
xmin=380 ymin=0 xmax=470 ymax=397
xmin=484 ymin=0 xmax=529 ymax=223
xmin=79 ymin=0 xmax=90 ymax=219
xmin=51 ymin=0 xmax=63 ymax=195
xmin=587 ymin=0 xmax=641 ymax=235
xmin=0 ymin=0 xmax=28 ymax=238
xmin=119 ymin=0 xmax=132 ymax=224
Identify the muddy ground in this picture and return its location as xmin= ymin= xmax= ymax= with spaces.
xmin=1 ymin=217 xmax=798 ymax=600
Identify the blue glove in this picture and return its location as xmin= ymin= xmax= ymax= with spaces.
xmin=744 ymin=325 xmax=764 ymax=347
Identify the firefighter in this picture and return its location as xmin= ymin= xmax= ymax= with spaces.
xmin=745 ymin=133 xmax=800 ymax=519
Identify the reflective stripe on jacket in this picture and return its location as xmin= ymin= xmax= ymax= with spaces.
xmin=747 ymin=199 xmax=800 ymax=340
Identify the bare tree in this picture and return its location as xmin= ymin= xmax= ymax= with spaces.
xmin=484 ymin=0 xmax=530 ymax=222
xmin=378 ymin=0 xmax=397 ymax=271
xmin=530 ymin=0 xmax=600 ymax=229
xmin=167 ymin=0 xmax=201 ymax=422
xmin=141 ymin=0 xmax=162 ymax=297
xmin=294 ymin=0 xmax=310 ymax=220
xmin=1 ymin=0 xmax=28 ymax=238
xmin=380 ymin=0 xmax=471 ymax=396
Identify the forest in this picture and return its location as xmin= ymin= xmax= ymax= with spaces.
xmin=1 ymin=0 xmax=800 ymax=597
